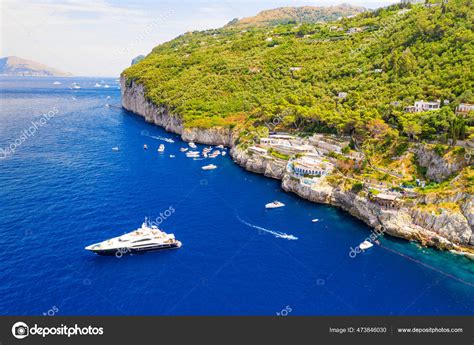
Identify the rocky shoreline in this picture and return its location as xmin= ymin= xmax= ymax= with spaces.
xmin=121 ymin=77 xmax=474 ymax=257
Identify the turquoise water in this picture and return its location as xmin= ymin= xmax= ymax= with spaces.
xmin=0 ymin=77 xmax=472 ymax=315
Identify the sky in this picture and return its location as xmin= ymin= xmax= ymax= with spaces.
xmin=1 ymin=0 xmax=400 ymax=77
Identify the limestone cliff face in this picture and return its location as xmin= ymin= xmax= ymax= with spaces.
xmin=231 ymin=147 xmax=286 ymax=179
xmin=414 ymin=145 xmax=469 ymax=182
xmin=121 ymin=78 xmax=473 ymax=253
xmin=121 ymin=78 xmax=235 ymax=145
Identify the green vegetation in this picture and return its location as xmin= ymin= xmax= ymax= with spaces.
xmin=351 ymin=181 xmax=364 ymax=193
xmin=123 ymin=1 xmax=473 ymax=140
xmin=268 ymin=148 xmax=290 ymax=160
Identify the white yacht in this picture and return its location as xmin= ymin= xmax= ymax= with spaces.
xmin=180 ymin=148 xmax=188 ymax=152
xmin=104 ymin=84 xmax=110 ymax=88
xmin=94 ymin=83 xmax=102 ymax=87
xmin=85 ymin=218 xmax=182 ymax=256
xmin=359 ymin=240 xmax=373 ymax=250
xmin=70 ymin=83 xmax=81 ymax=89
xmin=265 ymin=201 xmax=285 ymax=209
xmin=158 ymin=144 xmax=165 ymax=153
xmin=202 ymin=164 xmax=217 ymax=170
xmin=188 ymin=142 xmax=197 ymax=149
xmin=53 ymin=81 xmax=61 ymax=85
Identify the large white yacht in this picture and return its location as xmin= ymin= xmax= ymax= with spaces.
xmin=85 ymin=218 xmax=182 ymax=256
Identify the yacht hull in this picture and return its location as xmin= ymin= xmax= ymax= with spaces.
xmin=88 ymin=243 xmax=181 ymax=256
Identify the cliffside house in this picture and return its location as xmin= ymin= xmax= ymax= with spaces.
xmin=292 ymin=156 xmax=333 ymax=177
xmin=249 ymin=146 xmax=268 ymax=155
xmin=338 ymin=92 xmax=348 ymax=99
xmin=289 ymin=67 xmax=302 ymax=71
xmin=309 ymin=134 xmax=349 ymax=154
xmin=405 ymin=100 xmax=441 ymax=113
xmin=370 ymin=193 xmax=401 ymax=208
xmin=456 ymin=103 xmax=474 ymax=114
xmin=260 ymin=135 xmax=294 ymax=147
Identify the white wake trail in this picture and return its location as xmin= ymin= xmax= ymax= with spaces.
xmin=236 ymin=214 xmax=298 ymax=240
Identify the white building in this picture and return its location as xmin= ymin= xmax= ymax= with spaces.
xmin=405 ymin=100 xmax=440 ymax=113
xmin=249 ymin=146 xmax=268 ymax=155
xmin=338 ymin=92 xmax=348 ymax=99
xmin=456 ymin=103 xmax=474 ymax=114
xmin=292 ymin=156 xmax=333 ymax=177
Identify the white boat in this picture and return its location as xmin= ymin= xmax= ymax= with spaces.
xmin=105 ymin=103 xmax=109 ymax=108
xmin=104 ymin=84 xmax=110 ymax=88
xmin=158 ymin=144 xmax=165 ymax=153
xmin=221 ymin=151 xmax=226 ymax=156
xmin=169 ymin=155 xmax=175 ymax=158
xmin=70 ymin=83 xmax=81 ymax=89
xmin=186 ymin=151 xmax=200 ymax=158
xmin=312 ymin=219 xmax=319 ymax=223
xmin=265 ymin=201 xmax=285 ymax=209
xmin=53 ymin=81 xmax=61 ymax=85
xmin=202 ymin=164 xmax=217 ymax=170
xmin=359 ymin=240 xmax=374 ymax=250
xmin=180 ymin=148 xmax=188 ymax=152
xmin=143 ymin=144 xmax=148 ymax=150
xmin=112 ymin=147 xmax=119 ymax=151
xmin=94 ymin=83 xmax=102 ymax=87
xmin=85 ymin=218 xmax=182 ymax=256
xmin=188 ymin=142 xmax=197 ymax=149
xmin=217 ymin=145 xmax=224 ymax=149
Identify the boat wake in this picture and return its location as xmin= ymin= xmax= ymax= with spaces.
xmin=236 ymin=215 xmax=298 ymax=240
xmin=147 ymin=135 xmax=175 ymax=143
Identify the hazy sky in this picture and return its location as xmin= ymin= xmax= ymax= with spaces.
xmin=1 ymin=0 xmax=399 ymax=77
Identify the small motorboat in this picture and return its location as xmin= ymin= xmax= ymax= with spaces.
xmin=104 ymin=84 xmax=110 ymax=88
xmin=186 ymin=151 xmax=200 ymax=158
xmin=359 ymin=240 xmax=373 ymax=250
xmin=217 ymin=145 xmax=224 ymax=149
xmin=312 ymin=219 xmax=319 ymax=223
xmin=170 ymin=155 xmax=175 ymax=158
xmin=202 ymin=164 xmax=217 ymax=170
xmin=265 ymin=201 xmax=285 ymax=209
xmin=112 ymin=147 xmax=119 ymax=151
xmin=221 ymin=151 xmax=227 ymax=156
xmin=188 ymin=142 xmax=197 ymax=149
xmin=143 ymin=144 xmax=148 ymax=150
xmin=180 ymin=148 xmax=188 ymax=152
xmin=158 ymin=144 xmax=165 ymax=153
xmin=94 ymin=83 xmax=102 ymax=87
xmin=53 ymin=81 xmax=61 ymax=85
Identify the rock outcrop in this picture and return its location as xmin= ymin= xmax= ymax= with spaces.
xmin=414 ymin=145 xmax=469 ymax=182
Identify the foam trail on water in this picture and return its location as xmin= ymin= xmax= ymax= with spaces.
xmin=148 ymin=135 xmax=175 ymax=143
xmin=236 ymin=214 xmax=298 ymax=240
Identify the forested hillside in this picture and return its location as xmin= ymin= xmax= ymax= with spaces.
xmin=123 ymin=1 xmax=473 ymax=144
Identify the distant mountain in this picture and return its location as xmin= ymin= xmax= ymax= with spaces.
xmin=0 ymin=56 xmax=72 ymax=77
xmin=131 ymin=55 xmax=145 ymax=66
xmin=226 ymin=4 xmax=365 ymax=27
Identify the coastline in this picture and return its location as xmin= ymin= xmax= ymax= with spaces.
xmin=120 ymin=77 xmax=474 ymax=257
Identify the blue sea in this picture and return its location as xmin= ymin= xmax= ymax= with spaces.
xmin=0 ymin=77 xmax=473 ymax=316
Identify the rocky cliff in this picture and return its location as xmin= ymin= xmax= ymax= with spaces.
xmin=121 ymin=77 xmax=473 ymax=255
xmin=121 ymin=78 xmax=234 ymax=145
